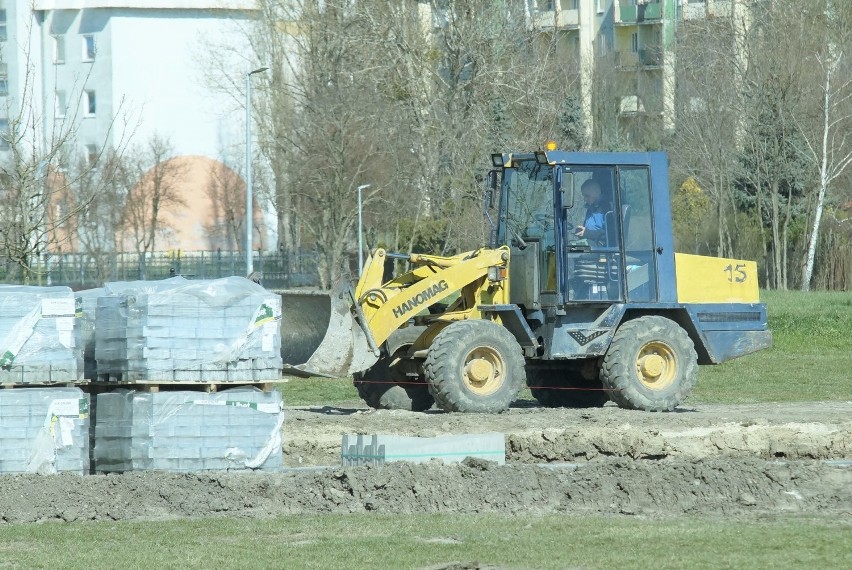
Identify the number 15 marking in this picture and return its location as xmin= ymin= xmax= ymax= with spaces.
xmin=724 ymin=264 xmax=747 ymax=283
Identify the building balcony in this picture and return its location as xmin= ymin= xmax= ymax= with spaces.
xmin=616 ymin=48 xmax=664 ymax=69
xmin=679 ymin=1 xmax=733 ymax=21
xmin=618 ymin=1 xmax=663 ymax=25
xmin=709 ymin=0 xmax=734 ymax=18
xmin=681 ymin=2 xmax=706 ymax=20
xmin=618 ymin=95 xmax=664 ymax=118
xmin=530 ymin=8 xmax=579 ymax=30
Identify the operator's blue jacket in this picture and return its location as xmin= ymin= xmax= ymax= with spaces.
xmin=583 ymin=201 xmax=609 ymax=245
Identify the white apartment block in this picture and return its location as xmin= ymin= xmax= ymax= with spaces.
xmin=33 ymin=1 xmax=258 ymax=159
xmin=0 ymin=1 xmax=279 ymax=252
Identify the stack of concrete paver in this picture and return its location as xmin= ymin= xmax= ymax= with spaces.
xmin=76 ymin=278 xmax=189 ymax=380
xmin=94 ymin=277 xmax=282 ymax=383
xmin=0 ymin=387 xmax=90 ymax=474
xmin=92 ymin=388 xmax=284 ymax=472
xmin=0 ymin=285 xmax=82 ymax=385
xmin=75 ymin=286 xmax=105 ymax=380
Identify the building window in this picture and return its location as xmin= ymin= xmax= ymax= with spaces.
xmin=0 ymin=64 xmax=7 ymax=97
xmin=631 ymin=32 xmax=639 ymax=53
xmin=84 ymin=90 xmax=96 ymax=116
xmin=0 ymin=118 xmax=9 ymax=150
xmin=598 ymin=34 xmax=608 ymax=57
xmin=571 ymin=0 xmax=579 ymax=9
xmin=0 ymin=10 xmax=7 ymax=42
xmin=53 ymin=36 xmax=66 ymax=64
xmin=596 ymin=0 xmax=605 ymax=13
xmin=55 ymin=90 xmax=67 ymax=118
xmin=82 ymin=35 xmax=96 ymax=61
xmin=85 ymin=144 xmax=98 ymax=167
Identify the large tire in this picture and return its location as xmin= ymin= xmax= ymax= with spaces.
xmin=600 ymin=316 xmax=698 ymax=411
xmin=424 ymin=320 xmax=525 ymax=413
xmin=353 ymin=328 xmax=434 ymax=412
xmin=526 ymin=367 xmax=610 ymax=408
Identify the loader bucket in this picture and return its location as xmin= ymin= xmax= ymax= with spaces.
xmin=277 ymin=285 xmax=379 ymax=378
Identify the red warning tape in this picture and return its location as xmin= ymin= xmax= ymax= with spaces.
xmin=352 ymin=379 xmax=618 ymax=392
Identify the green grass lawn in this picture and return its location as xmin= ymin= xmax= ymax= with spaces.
xmin=693 ymin=290 xmax=852 ymax=403
xmin=1 ymin=514 xmax=849 ymax=569
xmin=280 ymin=289 xmax=852 ymax=406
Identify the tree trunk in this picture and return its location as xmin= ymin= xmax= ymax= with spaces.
xmin=770 ymin=181 xmax=782 ymax=290
xmin=801 ymin=57 xmax=835 ymax=291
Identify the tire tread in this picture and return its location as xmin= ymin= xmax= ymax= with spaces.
xmin=600 ymin=316 xmax=698 ymax=412
xmin=424 ymin=320 xmax=525 ymax=413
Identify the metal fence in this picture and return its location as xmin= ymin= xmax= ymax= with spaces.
xmin=5 ymin=250 xmax=322 ymax=290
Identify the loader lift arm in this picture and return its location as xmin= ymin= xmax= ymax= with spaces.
xmin=278 ymin=246 xmax=512 ymax=379
xmin=354 ymin=247 xmax=512 ymax=350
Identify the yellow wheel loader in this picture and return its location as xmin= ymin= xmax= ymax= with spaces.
xmin=280 ymin=150 xmax=771 ymax=413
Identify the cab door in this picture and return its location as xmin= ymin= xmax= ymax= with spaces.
xmin=618 ymin=166 xmax=658 ymax=302
xmin=558 ymin=166 xmax=623 ymax=302
xmin=556 ymin=164 xmax=659 ymax=304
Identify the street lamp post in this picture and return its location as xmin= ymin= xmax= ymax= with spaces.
xmin=357 ymin=184 xmax=371 ymax=275
xmin=245 ymin=66 xmax=269 ymax=276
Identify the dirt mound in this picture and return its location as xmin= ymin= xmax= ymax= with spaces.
xmin=508 ymin=422 xmax=852 ymax=463
xmin=1 ymin=402 xmax=850 ymax=525
xmin=1 ymin=458 xmax=850 ymax=524
xmin=283 ymin=401 xmax=852 ymax=467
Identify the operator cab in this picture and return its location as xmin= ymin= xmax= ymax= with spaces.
xmin=491 ymin=152 xmax=660 ymax=310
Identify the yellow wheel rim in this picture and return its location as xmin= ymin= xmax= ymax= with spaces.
xmin=462 ymin=346 xmax=505 ymax=396
xmin=636 ymin=341 xmax=677 ymax=391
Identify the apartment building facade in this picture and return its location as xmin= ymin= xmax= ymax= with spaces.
xmin=527 ymin=0 xmax=747 ymax=145
xmin=0 ymin=1 xmax=276 ymax=253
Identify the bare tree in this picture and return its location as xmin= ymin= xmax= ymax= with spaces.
xmin=798 ymin=0 xmax=852 ymax=290
xmin=364 ymin=1 xmax=583 ymax=254
xmin=120 ymin=134 xmax=187 ymax=277
xmin=204 ymin=154 xmax=246 ymax=251
xmin=0 ymin=25 xmax=134 ymax=283
xmin=196 ymin=0 xmax=296 ymax=255
xmin=195 ymin=1 xmax=587 ymax=285
xmin=672 ymin=1 xmax=828 ymax=290
xmin=670 ymin=15 xmax=747 ymax=260
xmin=251 ymin=1 xmax=298 ymax=256
xmin=739 ymin=1 xmax=850 ymax=290
xmin=64 ymin=149 xmax=132 ymax=282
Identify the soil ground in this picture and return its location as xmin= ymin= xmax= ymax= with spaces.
xmin=284 ymin=399 xmax=852 ymax=467
xmin=1 ymin=399 xmax=851 ymax=525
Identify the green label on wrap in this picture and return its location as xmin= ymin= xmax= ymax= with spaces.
xmin=254 ymin=303 xmax=275 ymax=326
xmin=0 ymin=350 xmax=15 ymax=370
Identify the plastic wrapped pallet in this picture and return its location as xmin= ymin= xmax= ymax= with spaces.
xmin=92 ymin=387 xmax=284 ymax=472
xmin=0 ymin=285 xmax=83 ymax=385
xmin=0 ymin=387 xmax=90 ymax=474
xmin=75 ymin=287 xmax=104 ymax=380
xmin=94 ymin=277 xmax=282 ymax=383
xmin=76 ymin=278 xmax=188 ymax=380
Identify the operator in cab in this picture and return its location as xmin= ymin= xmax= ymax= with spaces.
xmin=573 ymin=179 xmax=610 ymax=246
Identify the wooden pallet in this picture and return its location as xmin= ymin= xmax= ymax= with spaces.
xmin=94 ymin=369 xmax=281 ymax=383
xmin=1 ymin=381 xmax=88 ymax=389
xmin=89 ymin=378 xmax=285 ymax=393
